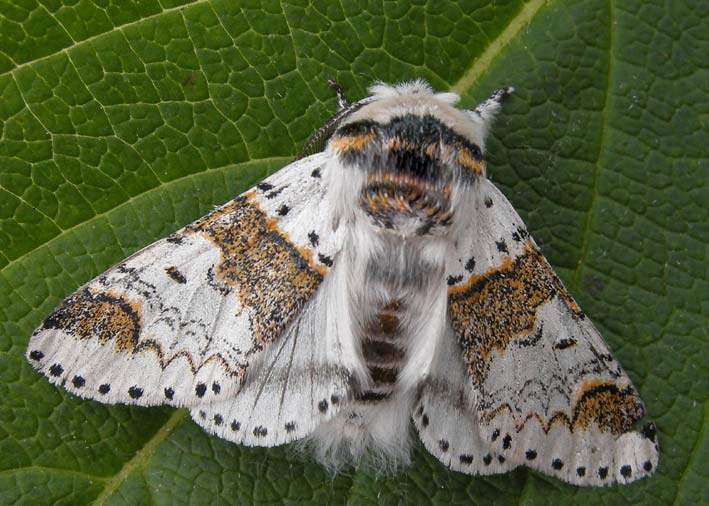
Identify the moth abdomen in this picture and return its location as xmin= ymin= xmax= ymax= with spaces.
xmin=355 ymin=299 xmax=405 ymax=403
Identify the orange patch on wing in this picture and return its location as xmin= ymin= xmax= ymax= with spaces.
xmin=40 ymin=282 xmax=247 ymax=379
xmin=572 ymin=380 xmax=645 ymax=434
xmin=41 ymin=288 xmax=143 ymax=353
xmin=449 ymin=241 xmax=584 ymax=385
xmin=447 ymin=244 xmax=522 ymax=296
xmin=183 ymin=194 xmax=326 ymax=345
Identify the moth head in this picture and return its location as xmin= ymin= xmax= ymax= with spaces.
xmin=324 ymin=80 xmax=491 ymax=237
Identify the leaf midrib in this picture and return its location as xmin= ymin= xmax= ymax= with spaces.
xmin=569 ymin=0 xmax=616 ymax=295
xmin=450 ymin=0 xmax=547 ymax=95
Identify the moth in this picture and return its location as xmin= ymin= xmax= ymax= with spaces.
xmin=27 ymin=80 xmax=658 ymax=486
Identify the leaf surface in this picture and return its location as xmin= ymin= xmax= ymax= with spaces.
xmin=1 ymin=1 xmax=706 ymax=505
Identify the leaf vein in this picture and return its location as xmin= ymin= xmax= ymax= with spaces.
xmin=91 ymin=409 xmax=186 ymax=506
xmin=451 ymin=0 xmax=547 ymax=94
xmin=0 ymin=157 xmax=290 ymax=276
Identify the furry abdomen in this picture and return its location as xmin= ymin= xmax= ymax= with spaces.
xmin=307 ymin=218 xmax=450 ymax=470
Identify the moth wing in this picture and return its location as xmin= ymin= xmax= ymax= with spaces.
xmin=189 ymin=266 xmax=351 ymax=446
xmin=415 ymin=179 xmax=658 ymax=486
xmin=27 ymin=152 xmax=347 ymax=408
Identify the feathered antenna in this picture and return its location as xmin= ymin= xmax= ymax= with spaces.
xmin=296 ymin=80 xmax=375 ymax=159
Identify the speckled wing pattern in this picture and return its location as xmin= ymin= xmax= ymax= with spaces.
xmin=26 ymin=152 xmax=347 ymax=410
xmin=414 ymin=179 xmax=659 ymax=486
xmin=188 ymin=277 xmax=351 ymax=447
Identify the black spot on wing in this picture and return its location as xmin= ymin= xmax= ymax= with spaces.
xmin=308 ymin=231 xmax=319 ymax=247
xmin=553 ymin=337 xmax=577 ymax=350
xmin=29 ymin=350 xmax=44 ymax=361
xmin=165 ymin=266 xmax=187 ymax=284
xmin=99 ymin=383 xmax=111 ymax=395
xmin=620 ymin=465 xmax=632 ymax=478
xmin=277 ymin=204 xmax=290 ymax=216
xmin=502 ymin=434 xmax=512 ymax=450
xmin=318 ymin=399 xmax=329 ymax=413
xmin=128 ymin=386 xmax=143 ymax=399
xmin=318 ymin=254 xmax=333 ymax=267
xmin=266 ymin=187 xmax=285 ymax=199
xmin=447 ymin=275 xmax=463 ymax=286
xmin=642 ymin=423 xmax=657 ymax=443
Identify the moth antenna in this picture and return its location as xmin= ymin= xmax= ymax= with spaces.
xmin=296 ymin=81 xmax=374 ymax=159
xmin=467 ymin=86 xmax=515 ymax=123
xmin=327 ymin=79 xmax=350 ymax=110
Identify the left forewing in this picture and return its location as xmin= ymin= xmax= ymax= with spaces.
xmin=26 ymin=153 xmax=343 ymax=408
xmin=415 ymin=179 xmax=658 ymax=486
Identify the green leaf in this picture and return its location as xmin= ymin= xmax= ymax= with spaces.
xmin=1 ymin=0 xmax=706 ymax=504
